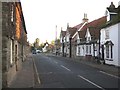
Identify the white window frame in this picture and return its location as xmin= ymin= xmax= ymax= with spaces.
xmin=106 ymin=44 xmax=113 ymax=59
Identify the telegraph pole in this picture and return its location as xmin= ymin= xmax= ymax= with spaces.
xmin=55 ymin=25 xmax=57 ymax=55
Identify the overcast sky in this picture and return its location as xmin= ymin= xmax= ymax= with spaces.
xmin=21 ymin=0 xmax=119 ymax=44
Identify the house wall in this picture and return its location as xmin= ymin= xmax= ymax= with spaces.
xmin=2 ymin=2 xmax=28 ymax=88
xmin=118 ymin=23 xmax=120 ymax=66
xmin=0 ymin=1 xmax=2 ymax=89
xmin=101 ymin=24 xmax=119 ymax=66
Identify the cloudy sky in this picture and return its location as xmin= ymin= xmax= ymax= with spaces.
xmin=21 ymin=0 xmax=119 ymax=44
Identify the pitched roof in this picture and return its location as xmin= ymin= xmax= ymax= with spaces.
xmin=60 ymin=30 xmax=66 ymax=37
xmin=73 ymin=23 xmax=84 ymax=30
xmin=78 ymin=16 xmax=107 ymax=40
xmin=78 ymin=30 xmax=86 ymax=38
xmin=67 ymin=27 xmax=77 ymax=37
xmin=89 ymin=28 xmax=100 ymax=40
xmin=81 ymin=16 xmax=107 ymax=31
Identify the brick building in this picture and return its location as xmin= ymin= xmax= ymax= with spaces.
xmin=0 ymin=1 xmax=29 ymax=88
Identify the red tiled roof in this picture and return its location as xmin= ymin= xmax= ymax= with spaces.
xmin=78 ymin=16 xmax=107 ymax=39
xmin=73 ymin=23 xmax=84 ymax=30
xmin=81 ymin=16 xmax=107 ymax=31
xmin=67 ymin=27 xmax=77 ymax=37
xmin=66 ymin=23 xmax=84 ymax=39
xmin=78 ymin=30 xmax=86 ymax=38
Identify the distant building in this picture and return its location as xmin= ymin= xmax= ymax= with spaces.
xmin=60 ymin=29 xmax=66 ymax=56
xmin=42 ymin=42 xmax=49 ymax=52
xmin=34 ymin=38 xmax=40 ymax=49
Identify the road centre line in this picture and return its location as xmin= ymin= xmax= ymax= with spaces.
xmin=99 ymin=71 xmax=120 ymax=79
xmin=77 ymin=75 xmax=105 ymax=90
xmin=32 ymin=57 xmax=41 ymax=84
xmin=60 ymin=65 xmax=71 ymax=71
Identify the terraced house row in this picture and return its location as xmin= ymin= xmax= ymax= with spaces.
xmin=60 ymin=2 xmax=120 ymax=67
xmin=0 ymin=0 xmax=30 ymax=88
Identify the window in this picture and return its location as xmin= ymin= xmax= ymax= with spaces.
xmin=86 ymin=45 xmax=88 ymax=54
xmin=106 ymin=45 xmax=109 ymax=58
xmin=111 ymin=45 xmax=113 ymax=58
xmin=78 ymin=47 xmax=80 ymax=55
xmin=89 ymin=45 xmax=91 ymax=54
xmin=105 ymin=29 xmax=109 ymax=39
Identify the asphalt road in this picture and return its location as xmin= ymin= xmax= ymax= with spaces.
xmin=32 ymin=53 xmax=119 ymax=89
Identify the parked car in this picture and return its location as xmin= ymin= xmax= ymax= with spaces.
xmin=36 ymin=50 xmax=42 ymax=53
xmin=32 ymin=50 xmax=37 ymax=54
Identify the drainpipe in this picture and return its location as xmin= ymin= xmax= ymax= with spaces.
xmin=62 ymin=39 xmax=64 ymax=57
xmin=98 ymin=29 xmax=101 ymax=63
xmin=69 ymin=38 xmax=72 ymax=58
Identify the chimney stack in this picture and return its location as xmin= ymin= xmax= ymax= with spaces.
xmin=118 ymin=1 xmax=120 ymax=7
xmin=82 ymin=13 xmax=88 ymax=23
xmin=67 ymin=23 xmax=69 ymax=29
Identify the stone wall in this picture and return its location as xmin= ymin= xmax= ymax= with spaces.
xmin=0 ymin=1 xmax=2 ymax=90
xmin=1 ymin=2 xmax=29 ymax=88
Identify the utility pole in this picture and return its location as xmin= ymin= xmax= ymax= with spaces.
xmin=55 ymin=25 xmax=57 ymax=55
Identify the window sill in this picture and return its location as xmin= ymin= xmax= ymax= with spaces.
xmin=105 ymin=58 xmax=113 ymax=61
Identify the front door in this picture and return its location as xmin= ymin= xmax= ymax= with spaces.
xmin=101 ymin=45 xmax=104 ymax=60
xmin=15 ymin=45 xmax=18 ymax=71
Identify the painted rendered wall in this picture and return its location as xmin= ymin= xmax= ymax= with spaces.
xmin=118 ymin=23 xmax=120 ymax=66
xmin=101 ymin=24 xmax=119 ymax=66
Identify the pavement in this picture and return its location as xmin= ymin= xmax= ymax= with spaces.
xmin=8 ymin=53 xmax=120 ymax=88
xmin=9 ymin=54 xmax=34 ymax=88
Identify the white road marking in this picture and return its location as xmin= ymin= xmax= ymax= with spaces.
xmin=99 ymin=71 xmax=120 ymax=79
xmin=32 ymin=58 xmax=41 ymax=84
xmin=77 ymin=75 xmax=105 ymax=90
xmin=60 ymin=65 xmax=71 ymax=71
xmin=54 ymin=61 xmax=58 ymax=64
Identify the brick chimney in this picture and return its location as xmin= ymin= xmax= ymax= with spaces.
xmin=82 ymin=13 xmax=89 ymax=23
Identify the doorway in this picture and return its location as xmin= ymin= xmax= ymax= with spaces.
xmin=15 ymin=44 xmax=18 ymax=71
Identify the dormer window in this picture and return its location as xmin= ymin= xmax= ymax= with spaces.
xmin=106 ymin=2 xmax=118 ymax=22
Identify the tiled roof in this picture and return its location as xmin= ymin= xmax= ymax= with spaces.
xmin=78 ymin=30 xmax=86 ymax=38
xmin=73 ymin=23 xmax=84 ymax=30
xmin=67 ymin=27 xmax=77 ymax=37
xmin=89 ymin=28 xmax=100 ymax=40
xmin=81 ymin=16 xmax=107 ymax=31
xmin=78 ymin=16 xmax=107 ymax=40
xmin=60 ymin=30 xmax=66 ymax=37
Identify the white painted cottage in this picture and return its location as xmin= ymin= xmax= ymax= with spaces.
xmin=100 ymin=2 xmax=120 ymax=66
xmin=74 ymin=16 xmax=107 ymax=60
